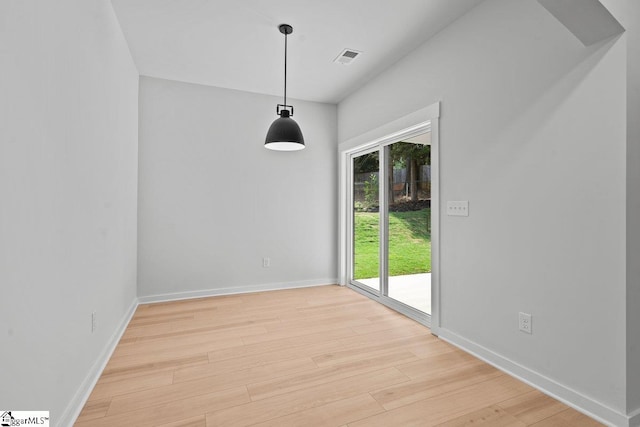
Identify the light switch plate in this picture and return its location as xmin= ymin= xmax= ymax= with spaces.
xmin=447 ymin=200 xmax=469 ymax=216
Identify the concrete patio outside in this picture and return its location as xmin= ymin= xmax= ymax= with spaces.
xmin=357 ymin=272 xmax=431 ymax=314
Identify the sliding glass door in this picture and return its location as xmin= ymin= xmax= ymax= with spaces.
xmin=349 ymin=132 xmax=433 ymax=322
xmin=385 ymin=139 xmax=431 ymax=314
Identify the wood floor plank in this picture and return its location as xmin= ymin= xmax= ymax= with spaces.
xmin=301 ymin=293 xmax=370 ymax=306
xmin=118 ymin=336 xmax=138 ymax=344
xmin=157 ymin=415 xmax=206 ymax=427
xmin=348 ymin=322 xmax=432 ymax=342
xmin=107 ymin=337 xmax=243 ymax=369
xmin=200 ymin=327 xmax=358 ymax=368
xmin=266 ymin=311 xmax=375 ymax=332
xmin=206 ymin=367 xmax=409 ymax=427
xmin=395 ymin=349 xmax=478 ymax=379
xmin=433 ymin=405 xmax=526 ymax=427
xmin=75 ymin=386 xmax=249 ymax=427
xmin=111 ymin=325 xmax=266 ymax=358
xmin=75 ymin=398 xmax=111 ymax=423
xmin=371 ymin=363 xmax=504 ymax=410
xmin=204 ymin=325 xmax=422 ymax=376
xmin=108 ymin=357 xmax=318 ymax=414
xmin=311 ymin=334 xmax=442 ymax=367
xmin=135 ymin=295 xmax=244 ymax=316
xmin=351 ymin=316 xmax=427 ymax=335
xmin=247 ymin=351 xmax=418 ymax=401
xmin=349 ymin=374 xmax=533 ymax=427
xmin=409 ymin=338 xmax=461 ymax=359
xmin=125 ymin=307 xmax=281 ymax=339
xmin=529 ymin=408 xmax=605 ymax=426
xmin=275 ymin=300 xmax=384 ymax=321
xmin=174 ymin=355 xmax=317 ymax=385
xmin=216 ymin=321 xmax=427 ymax=374
xmin=87 ymin=370 xmax=174 ymax=401
xmin=101 ymin=353 xmax=209 ymax=380
xmin=119 ymin=321 xmax=175 ymax=339
xmin=242 ymin=318 xmax=370 ymax=345
xmin=134 ymin=317 xmax=281 ymax=343
xmin=128 ymin=313 xmax=195 ymax=328
xmin=295 ymin=296 xmax=373 ymax=312
xmin=236 ymin=321 xmax=425 ymax=361
xmin=203 ymin=339 xmax=349 ymax=375
xmin=183 ymin=306 xmax=288 ymax=327
xmin=107 ymin=374 xmax=235 ymax=415
xmin=498 ymin=390 xmax=570 ymax=425
xmin=398 ymin=347 xmax=484 ymax=379
xmin=250 ymin=393 xmax=385 ymax=427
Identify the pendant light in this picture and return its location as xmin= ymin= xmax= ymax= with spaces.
xmin=265 ymin=24 xmax=305 ymax=151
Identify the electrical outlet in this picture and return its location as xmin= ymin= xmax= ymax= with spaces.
xmin=519 ymin=312 xmax=532 ymax=334
xmin=91 ymin=312 xmax=97 ymax=333
xmin=263 ymin=257 xmax=270 ymax=268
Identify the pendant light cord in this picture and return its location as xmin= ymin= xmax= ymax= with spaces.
xmin=283 ymin=30 xmax=288 ymax=107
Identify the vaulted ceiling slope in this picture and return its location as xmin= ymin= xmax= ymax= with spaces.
xmin=110 ymin=0 xmax=484 ymax=104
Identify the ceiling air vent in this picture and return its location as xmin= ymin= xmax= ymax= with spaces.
xmin=334 ymin=48 xmax=362 ymax=65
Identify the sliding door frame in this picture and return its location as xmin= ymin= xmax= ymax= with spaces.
xmin=339 ymin=103 xmax=440 ymax=333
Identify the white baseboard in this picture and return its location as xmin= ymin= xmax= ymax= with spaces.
xmin=438 ymin=328 xmax=630 ymax=427
xmin=57 ymin=298 xmax=138 ymax=427
xmin=137 ymin=278 xmax=338 ymax=304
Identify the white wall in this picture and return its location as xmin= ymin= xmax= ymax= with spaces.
xmin=0 ymin=1 xmax=139 ymax=425
xmin=339 ymin=0 xmax=628 ymax=422
xmin=138 ymin=77 xmax=337 ymax=299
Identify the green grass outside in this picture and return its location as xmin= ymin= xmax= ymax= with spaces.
xmin=354 ymin=208 xmax=431 ymax=280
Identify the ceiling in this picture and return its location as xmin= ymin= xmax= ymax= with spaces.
xmin=110 ymin=0 xmax=484 ymax=104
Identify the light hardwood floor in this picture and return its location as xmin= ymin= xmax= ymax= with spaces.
xmin=75 ymin=285 xmax=603 ymax=427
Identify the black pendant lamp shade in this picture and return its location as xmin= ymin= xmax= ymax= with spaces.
xmin=265 ymin=24 xmax=305 ymax=151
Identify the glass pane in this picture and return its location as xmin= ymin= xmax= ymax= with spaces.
xmin=352 ymin=151 xmax=380 ymax=291
xmin=386 ymin=140 xmax=431 ymax=313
